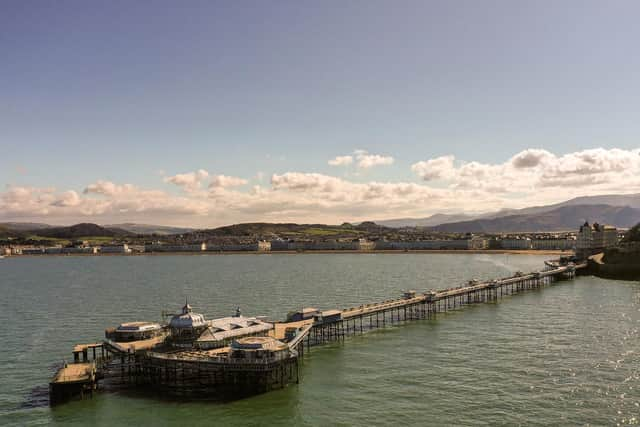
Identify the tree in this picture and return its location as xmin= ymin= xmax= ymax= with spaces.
xmin=623 ymin=223 xmax=640 ymax=243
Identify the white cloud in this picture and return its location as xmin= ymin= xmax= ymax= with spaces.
xmin=84 ymin=180 xmax=137 ymax=196
xmin=355 ymin=150 xmax=394 ymax=169
xmin=412 ymin=148 xmax=640 ymax=196
xmin=270 ymin=172 xmax=447 ymax=209
xmin=209 ymin=175 xmax=248 ymax=188
xmin=271 ymin=172 xmax=344 ymax=192
xmin=510 ymin=149 xmax=554 ymax=169
xmin=328 ymin=150 xmax=394 ymax=169
xmin=411 ymin=155 xmax=455 ymax=181
xmin=51 ymin=190 xmax=81 ymax=207
xmin=164 ymin=169 xmax=209 ymax=191
xmin=328 ymin=155 xmax=354 ymax=166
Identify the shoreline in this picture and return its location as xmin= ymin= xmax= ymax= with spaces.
xmin=587 ymin=252 xmax=640 ymax=281
xmin=4 ymin=249 xmax=571 ymax=258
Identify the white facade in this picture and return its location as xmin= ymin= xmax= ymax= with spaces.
xmin=468 ymin=236 xmax=488 ymax=250
xmin=500 ymin=238 xmax=532 ymax=250
xmin=257 ymin=241 xmax=271 ymax=251
xmin=357 ymin=239 xmax=376 ymax=250
xmin=62 ymin=247 xmax=98 ymax=254
xmin=100 ymin=244 xmax=131 ymax=254
xmin=577 ymin=222 xmax=618 ymax=254
xmin=22 ymin=247 xmax=45 ymax=255
xmin=531 ymin=239 xmax=575 ymax=251
xmin=375 ymin=240 xmax=470 ymax=250
xmin=145 ymin=243 xmax=206 ymax=252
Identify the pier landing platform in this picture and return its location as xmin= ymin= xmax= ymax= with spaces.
xmin=49 ymin=362 xmax=96 ymax=405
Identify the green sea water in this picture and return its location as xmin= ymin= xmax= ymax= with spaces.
xmin=1 ymin=253 xmax=639 ymax=426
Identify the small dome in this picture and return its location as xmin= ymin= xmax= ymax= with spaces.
xmin=170 ymin=304 xmax=206 ymax=329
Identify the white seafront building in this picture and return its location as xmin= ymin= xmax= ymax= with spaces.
xmin=499 ymin=238 xmax=532 ymax=250
xmin=99 ymin=244 xmax=132 ymax=254
xmin=374 ymin=239 xmax=472 ymax=250
xmin=145 ymin=243 xmax=207 ymax=253
xmin=530 ymin=238 xmax=575 ymax=251
xmin=576 ymin=222 xmax=618 ymax=257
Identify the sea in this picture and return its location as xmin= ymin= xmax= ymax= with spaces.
xmin=1 ymin=253 xmax=639 ymax=426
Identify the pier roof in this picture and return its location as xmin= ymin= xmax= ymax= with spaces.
xmin=270 ymin=319 xmax=314 ymax=340
xmin=169 ymin=303 xmax=206 ymax=329
xmin=104 ymin=335 xmax=165 ymax=353
xmin=116 ymin=321 xmax=162 ymax=332
xmin=196 ymin=316 xmax=273 ymax=343
xmin=231 ymin=336 xmax=288 ymax=351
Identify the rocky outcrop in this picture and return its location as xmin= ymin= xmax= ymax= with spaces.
xmin=588 ymin=246 xmax=640 ymax=280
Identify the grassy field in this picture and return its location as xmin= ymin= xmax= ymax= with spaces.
xmin=24 ymin=235 xmax=120 ymax=245
xmin=302 ymin=227 xmax=363 ymax=236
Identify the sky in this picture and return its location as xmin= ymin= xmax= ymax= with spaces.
xmin=2 ymin=0 xmax=640 ymax=227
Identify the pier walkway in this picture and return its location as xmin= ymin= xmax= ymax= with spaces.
xmin=303 ymin=262 xmax=586 ymax=347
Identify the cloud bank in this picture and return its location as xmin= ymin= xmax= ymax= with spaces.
xmin=411 ymin=148 xmax=640 ymax=193
xmin=2 ymin=148 xmax=639 ymax=227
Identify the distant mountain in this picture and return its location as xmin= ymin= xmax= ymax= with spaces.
xmin=33 ymin=223 xmax=132 ymax=239
xmin=0 ymin=222 xmax=53 ymax=232
xmin=375 ymin=193 xmax=640 ymax=228
xmin=431 ymin=204 xmax=640 ymax=233
xmin=373 ymin=213 xmax=475 ymax=228
xmin=558 ymin=193 xmax=640 ymax=209
xmin=106 ymin=223 xmax=195 ymax=235
xmin=483 ymin=193 xmax=640 ymax=219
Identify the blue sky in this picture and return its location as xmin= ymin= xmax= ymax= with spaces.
xmin=2 ymin=1 xmax=640 ymax=226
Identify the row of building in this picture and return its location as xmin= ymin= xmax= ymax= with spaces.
xmin=2 ymin=242 xmax=272 ymax=255
xmin=2 ymin=237 xmax=573 ymax=255
xmin=3 ymin=223 xmax=620 ymax=256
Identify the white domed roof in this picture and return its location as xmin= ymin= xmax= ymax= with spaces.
xmin=169 ymin=302 xmax=207 ymax=329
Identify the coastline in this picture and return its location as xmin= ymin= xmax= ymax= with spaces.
xmin=587 ymin=252 xmax=640 ymax=281
xmin=5 ymin=249 xmax=571 ymax=258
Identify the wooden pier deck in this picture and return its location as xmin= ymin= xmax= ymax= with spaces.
xmin=49 ymin=362 xmax=97 ymax=405
xmin=342 ymin=294 xmax=426 ymax=318
xmin=51 ymin=363 xmax=95 ymax=384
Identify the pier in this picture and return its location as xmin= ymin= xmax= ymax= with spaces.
xmin=292 ymin=262 xmax=584 ymax=349
xmin=50 ymin=261 xmax=586 ymax=405
xmin=49 ymin=363 xmax=97 ymax=405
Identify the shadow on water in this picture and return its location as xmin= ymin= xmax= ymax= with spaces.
xmin=20 ymin=384 xmax=49 ymax=409
xmin=105 ymin=383 xmax=294 ymax=405
xmin=20 ymin=362 xmax=63 ymax=410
